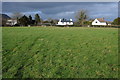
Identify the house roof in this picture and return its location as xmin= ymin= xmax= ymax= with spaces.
xmin=106 ymin=21 xmax=112 ymax=24
xmin=97 ymin=18 xmax=106 ymax=22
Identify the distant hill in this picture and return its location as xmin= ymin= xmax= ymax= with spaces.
xmin=0 ymin=14 xmax=11 ymax=26
xmin=0 ymin=14 xmax=11 ymax=20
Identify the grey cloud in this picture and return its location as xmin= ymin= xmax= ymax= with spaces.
xmin=2 ymin=2 xmax=118 ymax=21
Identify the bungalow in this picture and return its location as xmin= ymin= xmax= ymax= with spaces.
xmin=92 ymin=18 xmax=111 ymax=26
xmin=6 ymin=19 xmax=17 ymax=26
xmin=56 ymin=18 xmax=73 ymax=26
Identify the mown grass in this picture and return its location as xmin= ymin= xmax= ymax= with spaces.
xmin=2 ymin=27 xmax=118 ymax=78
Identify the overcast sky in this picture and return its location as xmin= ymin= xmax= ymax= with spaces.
xmin=2 ymin=2 xmax=118 ymax=21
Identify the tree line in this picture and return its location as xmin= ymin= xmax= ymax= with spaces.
xmin=11 ymin=13 xmax=58 ymax=26
xmin=3 ymin=10 xmax=120 ymax=27
xmin=10 ymin=10 xmax=92 ymax=27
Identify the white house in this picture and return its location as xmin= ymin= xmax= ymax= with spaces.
xmin=92 ymin=18 xmax=107 ymax=26
xmin=56 ymin=18 xmax=73 ymax=26
xmin=6 ymin=19 xmax=17 ymax=26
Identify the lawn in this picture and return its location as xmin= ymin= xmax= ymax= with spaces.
xmin=2 ymin=27 xmax=118 ymax=78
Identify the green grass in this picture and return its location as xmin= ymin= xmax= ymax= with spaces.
xmin=2 ymin=27 xmax=118 ymax=78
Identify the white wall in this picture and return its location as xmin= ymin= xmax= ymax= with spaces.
xmin=92 ymin=19 xmax=107 ymax=26
xmin=57 ymin=19 xmax=73 ymax=25
xmin=6 ymin=20 xmax=17 ymax=26
xmin=57 ymin=22 xmax=73 ymax=25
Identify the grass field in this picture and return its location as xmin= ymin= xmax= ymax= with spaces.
xmin=2 ymin=27 xmax=118 ymax=78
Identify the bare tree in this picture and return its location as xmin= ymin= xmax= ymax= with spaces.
xmin=35 ymin=14 xmax=41 ymax=25
xmin=11 ymin=12 xmax=23 ymax=19
xmin=75 ymin=10 xmax=88 ymax=26
xmin=47 ymin=18 xmax=58 ymax=25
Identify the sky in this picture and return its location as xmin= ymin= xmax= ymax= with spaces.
xmin=2 ymin=2 xmax=118 ymax=21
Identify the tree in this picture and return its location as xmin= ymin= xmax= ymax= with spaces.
xmin=75 ymin=10 xmax=88 ymax=26
xmin=11 ymin=12 xmax=23 ymax=19
xmin=112 ymin=17 xmax=120 ymax=25
xmin=84 ymin=21 xmax=92 ymax=26
xmin=35 ymin=14 xmax=41 ymax=25
xmin=46 ymin=18 xmax=58 ymax=26
xmin=19 ymin=15 xmax=29 ymax=26
xmin=28 ymin=15 xmax=33 ymax=25
xmin=11 ymin=12 xmax=23 ymax=26
xmin=47 ymin=18 xmax=52 ymax=22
